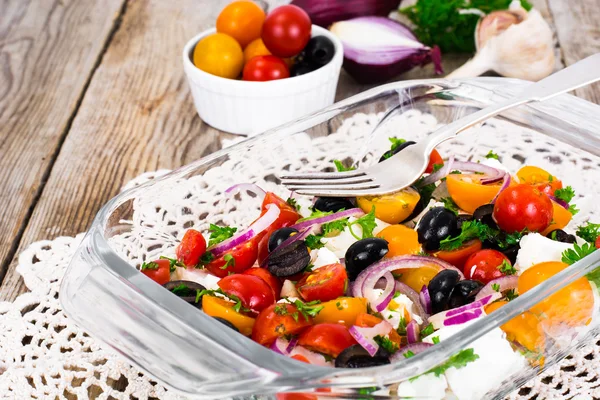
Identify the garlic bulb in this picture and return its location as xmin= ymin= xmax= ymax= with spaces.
xmin=447 ymin=1 xmax=554 ymax=81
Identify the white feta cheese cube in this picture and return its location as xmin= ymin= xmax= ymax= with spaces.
xmin=175 ymin=267 xmax=220 ymax=289
xmin=311 ymin=247 xmax=340 ymax=269
xmin=396 ymin=373 xmax=448 ymax=400
xmin=515 ymin=233 xmax=574 ymax=273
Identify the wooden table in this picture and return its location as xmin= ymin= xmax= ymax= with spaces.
xmin=1 ymin=0 xmax=599 ymax=384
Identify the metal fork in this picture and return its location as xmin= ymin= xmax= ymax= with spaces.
xmin=280 ymin=53 xmax=600 ymax=197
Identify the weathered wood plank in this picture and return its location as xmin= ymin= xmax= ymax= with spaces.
xmin=0 ymin=0 xmax=126 ymax=283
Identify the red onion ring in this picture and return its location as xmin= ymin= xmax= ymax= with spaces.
xmin=406 ymin=320 xmax=420 ymax=344
xmin=372 ymin=272 xmax=395 ymax=312
xmin=549 ymin=195 xmax=569 ymax=210
xmin=291 ymin=208 xmax=365 ymax=232
xmin=270 ymin=337 xmax=290 ymax=355
xmin=394 ymin=281 xmax=428 ymax=325
xmin=224 ymin=183 xmax=266 ymax=200
xmin=419 ymin=285 xmax=432 ymax=315
xmin=210 ymin=204 xmax=280 ymax=258
xmin=348 ymin=321 xmax=392 ymax=356
xmin=259 ymin=227 xmax=312 ymax=268
xmin=390 ymin=342 xmax=433 ymax=362
xmin=476 ymin=276 xmax=518 ymax=302
xmin=451 ymin=161 xmax=504 ymax=185
xmin=443 ymin=309 xmax=483 ymax=326
xmin=491 ymin=173 xmax=511 ymax=203
xmin=419 ymin=155 xmax=455 ymax=186
xmin=428 ymin=293 xmax=501 ymax=329
xmin=289 ymin=346 xmax=333 ymax=367
xmin=286 ymin=337 xmax=299 ymax=353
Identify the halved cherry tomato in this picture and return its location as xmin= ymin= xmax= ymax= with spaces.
xmin=464 ymin=249 xmax=511 ymax=284
xmin=262 ymin=192 xmax=301 ymax=231
xmin=205 ymin=240 xmax=258 ymax=278
xmin=357 ymin=187 xmax=421 ymax=224
xmin=446 ymin=174 xmax=503 ymax=214
xmin=252 ymin=303 xmax=313 ymax=346
xmin=377 ymin=225 xmax=421 ymax=257
xmin=493 ymin=184 xmax=553 ymax=233
xmin=297 ymin=263 xmax=348 ymax=302
xmin=518 ymin=261 xmax=594 ymax=327
xmin=243 ymin=55 xmax=290 ymax=81
xmin=355 ymin=313 xmax=402 ymax=349
xmin=517 ymin=166 xmax=562 ymax=197
xmin=485 ymin=301 xmax=544 ymax=353
xmin=243 ymin=267 xmax=282 ymax=300
xmin=596 ymin=236 xmax=600 ymax=249
xmin=431 ymin=239 xmax=482 ymax=272
xmin=140 ymin=259 xmax=171 ymax=285
xmin=313 ymin=297 xmax=367 ymax=327
xmin=261 ymin=5 xmax=311 ymax=58
xmin=216 ymin=0 xmax=266 ymax=48
xmin=218 ymin=274 xmax=276 ymax=313
xmin=203 ymin=295 xmax=255 ymax=336
xmin=425 ymin=149 xmax=443 ymax=174
xmin=297 ymin=323 xmax=357 ymax=357
xmin=541 ymin=200 xmax=573 ymax=236
xmin=176 ymin=229 xmax=207 ymax=267
xmin=394 ymin=264 xmax=440 ymax=293
xmin=277 ymin=393 xmax=317 ymax=400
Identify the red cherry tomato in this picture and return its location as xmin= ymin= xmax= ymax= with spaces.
xmin=493 ymin=184 xmax=553 ymax=233
xmin=243 ymin=55 xmax=290 ymax=81
xmin=243 ymin=267 xmax=282 ymax=300
xmin=297 ymin=263 xmax=348 ymax=302
xmin=218 ymin=274 xmax=276 ymax=313
xmin=464 ymin=249 xmax=512 ymax=284
xmin=425 ymin=149 xmax=444 ymax=174
xmin=141 ymin=259 xmax=171 ymax=285
xmin=252 ymin=303 xmax=313 ymax=346
xmin=262 ymin=192 xmax=301 ymax=230
xmin=596 ymin=236 xmax=600 ymax=249
xmin=176 ymin=229 xmax=207 ymax=267
xmin=204 ymin=240 xmax=258 ymax=278
xmin=297 ymin=323 xmax=357 ymax=357
xmin=261 ymin=5 xmax=311 ymax=58
xmin=430 ymin=239 xmax=482 ymax=272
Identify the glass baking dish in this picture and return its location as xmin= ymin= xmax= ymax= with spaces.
xmin=60 ymin=77 xmax=600 ymax=400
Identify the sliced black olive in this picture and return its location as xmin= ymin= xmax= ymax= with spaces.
xmin=313 ymin=197 xmax=354 ymax=213
xmin=428 ymin=269 xmax=461 ymax=314
xmin=447 ymin=280 xmax=484 ymax=309
xmin=303 ymin=36 xmax=335 ymax=67
xmin=335 ymin=345 xmax=390 ymax=368
xmin=163 ymin=280 xmax=206 ymax=308
xmin=345 ymin=238 xmax=389 ymax=281
xmin=378 ymin=140 xmax=416 ymax=162
xmin=213 ymin=317 xmax=239 ymax=332
xmin=290 ymin=61 xmax=316 ymax=77
xmin=473 ymin=204 xmax=497 ymax=228
xmin=268 ymin=227 xmax=299 ymax=252
xmin=417 ymin=207 xmax=460 ymax=251
xmin=267 ymin=240 xmax=311 ymax=277
xmin=456 ymin=214 xmax=473 ymax=229
xmin=547 ymin=229 xmax=577 ymax=244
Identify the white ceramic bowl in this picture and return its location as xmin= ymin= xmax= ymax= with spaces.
xmin=183 ymin=25 xmax=343 ymax=135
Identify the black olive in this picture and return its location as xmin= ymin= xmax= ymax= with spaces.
xmin=447 ymin=280 xmax=483 ymax=309
xmin=213 ymin=317 xmax=239 ymax=332
xmin=501 ymin=245 xmax=520 ymax=265
xmin=547 ymin=229 xmax=577 ymax=244
xmin=313 ymin=197 xmax=354 ymax=213
xmin=163 ymin=280 xmax=206 ymax=308
xmin=404 ymin=184 xmax=433 ymax=222
xmin=268 ymin=227 xmax=299 ymax=252
xmin=345 ymin=238 xmax=389 ymax=281
xmin=428 ymin=269 xmax=461 ymax=314
xmin=456 ymin=214 xmax=473 ymax=229
xmin=303 ymin=36 xmax=335 ymax=67
xmin=417 ymin=207 xmax=460 ymax=251
xmin=335 ymin=345 xmax=390 ymax=368
xmin=267 ymin=240 xmax=310 ymax=277
xmin=378 ymin=140 xmax=416 ymax=162
xmin=482 ymin=238 xmax=520 ymax=265
xmin=290 ymin=61 xmax=316 ymax=77
xmin=473 ymin=204 xmax=497 ymax=228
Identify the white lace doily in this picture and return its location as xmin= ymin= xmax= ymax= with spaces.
xmin=2 ymin=111 xmax=600 ymax=400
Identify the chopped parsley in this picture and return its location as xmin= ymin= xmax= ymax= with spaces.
xmin=357 ymin=387 xmax=378 ymax=395
xmin=554 ymin=186 xmax=576 ymax=203
xmin=322 ymin=218 xmax=349 ymax=238
xmin=304 ymin=234 xmax=324 ymax=250
xmin=576 ymin=222 xmax=600 ymax=243
xmin=432 ymin=336 xmax=440 ymax=344
xmin=374 ymin=335 xmax=399 ymax=354
xmin=586 ymin=267 xmax=600 ymax=289
xmin=393 ymin=291 xmax=402 ymax=299
xmin=283 ymin=298 xmax=324 ymax=321
xmin=498 ymin=260 xmax=517 ymax=275
xmin=491 ymin=283 xmax=501 ymax=292
xmin=421 ymin=323 xmax=434 ymax=337
xmin=432 ymin=163 xmax=444 ymax=173
xmin=485 ymin=150 xmax=499 ymax=160
xmin=159 ymin=256 xmax=183 ymax=272
xmin=403 ymin=350 xmax=415 ymax=359
xmin=207 ymin=224 xmax=237 ymax=247
xmin=141 ymin=261 xmax=158 ymax=270
xmin=286 ymin=197 xmax=300 ymax=211
xmin=333 ymin=159 xmax=356 ymax=172
xmin=348 ymin=207 xmax=377 ymax=240
xmin=562 ymin=242 xmax=596 ymax=265
xmin=505 ymin=289 xmax=519 ymax=301
xmin=497 ymin=229 xmax=527 ymax=250
xmin=440 ymin=197 xmax=460 ymax=216
xmin=219 ymin=253 xmax=236 ymax=270
xmin=171 ymin=284 xmax=190 ymax=296
xmin=439 ymin=220 xmax=497 ymax=251
xmin=389 ymin=137 xmax=407 ymax=151
xmin=569 ymin=204 xmax=580 ymax=216
xmin=336 ymin=301 xmax=344 ymax=311
xmin=397 ymin=316 xmax=407 ymax=335
xmin=196 ymin=251 xmax=215 ymax=268
xmin=428 ymin=348 xmax=479 ymax=377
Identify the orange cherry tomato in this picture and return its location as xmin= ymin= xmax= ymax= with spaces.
xmin=216 ymin=0 xmax=266 ymax=48
xmin=203 ymin=295 xmax=255 ymax=336
xmin=140 ymin=259 xmax=171 ymax=285
xmin=377 ymin=225 xmax=421 ymax=257
xmin=485 ymin=301 xmax=544 ymax=353
xmin=297 ymin=323 xmax=357 ymax=357
xmin=541 ymin=200 xmax=573 ymax=236
xmin=394 ymin=263 xmax=441 ymax=293
xmin=244 ymin=38 xmax=271 ymax=63
xmin=252 ymin=303 xmax=313 ymax=346
xmin=357 ymin=188 xmax=421 ymax=224
xmin=517 ymin=166 xmax=562 ymax=196
xmin=193 ymin=33 xmax=244 ymax=79
xmin=518 ymin=261 xmax=594 ymax=327
xmin=431 ymin=239 xmax=482 ymax=272
xmin=425 ymin=149 xmax=444 ymax=174
xmin=446 ymin=174 xmax=503 ymax=214
xmin=313 ymin=297 xmax=367 ymax=327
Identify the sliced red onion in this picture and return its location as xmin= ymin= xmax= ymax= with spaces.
xmin=289 ymin=346 xmax=334 ymax=367
xmin=406 ymin=320 xmax=420 ymax=344
xmin=443 ymin=309 xmax=483 ymax=326
xmin=259 ymin=227 xmax=312 ymax=268
xmin=476 ymin=276 xmax=518 ymax=302
xmin=210 ymin=204 xmax=280 ymax=258
xmin=371 ymin=272 xmax=395 ymax=312
xmin=286 ymin=337 xmax=299 ymax=353
xmin=270 ymin=338 xmax=289 ymax=355
xmin=349 ymin=320 xmax=392 ymax=357
xmin=428 ymin=293 xmax=501 ymax=329
xmin=420 ymin=285 xmax=432 ymax=315
xmin=224 ymin=183 xmax=266 ymax=200
xmin=549 ymin=195 xmax=569 ymax=210
xmin=291 ymin=208 xmax=364 ymax=232
xmin=491 ymin=173 xmax=511 ymax=203
xmin=394 ymin=281 xmax=428 ymax=324
xmin=290 ymin=0 xmax=401 ymax=28
xmin=390 ymin=342 xmax=433 ymax=362
xmin=419 ymin=155 xmax=455 ymax=186
xmin=451 ymin=161 xmax=504 ymax=185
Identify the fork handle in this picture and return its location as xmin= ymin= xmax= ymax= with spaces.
xmin=425 ymin=53 xmax=600 ymax=153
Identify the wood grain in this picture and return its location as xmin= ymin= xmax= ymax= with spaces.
xmin=0 ymin=0 xmax=126 ymax=284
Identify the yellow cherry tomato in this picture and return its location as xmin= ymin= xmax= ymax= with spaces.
xmin=377 ymin=225 xmax=421 ymax=257
xmin=202 ymin=295 xmax=255 ymax=336
xmin=193 ymin=33 xmax=244 ymax=79
xmin=518 ymin=261 xmax=594 ymax=327
xmin=541 ymin=201 xmax=573 ymax=235
xmin=357 ymin=188 xmax=420 ymax=224
xmin=313 ymin=297 xmax=367 ymax=327
xmin=216 ymin=0 xmax=265 ymax=48
xmin=517 ymin=166 xmax=562 ymax=196
xmin=446 ymin=174 xmax=504 ymax=214
xmin=244 ymin=38 xmax=271 ymax=63
xmin=485 ymin=301 xmax=545 ymax=354
xmin=394 ymin=264 xmax=440 ymax=293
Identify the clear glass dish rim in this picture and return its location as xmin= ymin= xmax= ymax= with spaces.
xmin=62 ymin=77 xmax=600 ymax=390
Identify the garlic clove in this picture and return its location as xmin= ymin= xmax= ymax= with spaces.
xmin=476 ymin=10 xmax=523 ymax=50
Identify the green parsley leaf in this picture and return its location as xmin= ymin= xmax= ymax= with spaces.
xmin=576 ymin=222 xmax=600 ymax=243
xmin=274 ymin=304 xmax=288 ymax=316
xmin=569 ymin=204 xmax=580 ymax=216
xmin=548 ymin=175 xmax=554 ymax=182
xmin=449 ymin=170 xmax=461 ymax=175
xmin=428 ymin=348 xmax=479 ymax=377
xmin=336 ymin=301 xmax=344 ymax=311
xmin=389 ymin=137 xmax=407 ymax=151
xmin=403 ymin=350 xmax=415 ymax=359
xmin=397 ymin=316 xmax=407 ymax=335
xmin=349 ymin=206 xmax=377 ymax=240
xmin=485 ymin=150 xmax=499 ymax=160
xmin=297 ymin=210 xmax=333 ymax=223
xmin=432 ymin=163 xmax=444 ymax=173
xmin=304 ymin=234 xmax=324 ymax=250
xmin=171 ymin=284 xmax=189 ymax=295
xmin=159 ymin=256 xmax=183 ymax=272
xmin=421 ymin=323 xmax=434 ymax=337
xmin=439 ymin=220 xmax=497 ymax=251
xmin=505 ymin=289 xmax=519 ymax=301
xmin=333 ymin=160 xmax=356 ymax=172
xmin=432 ymin=336 xmax=440 ymax=344
xmin=393 ymin=291 xmax=402 ymax=299
xmin=219 ymin=253 xmax=236 ymax=270
xmin=496 ymin=229 xmax=527 ymax=250
xmin=491 ymin=283 xmax=500 ymax=292
xmin=357 ymin=387 xmax=378 ymax=395
xmin=197 ymin=251 xmax=215 ymax=268
xmin=289 ymin=298 xmax=324 ymax=321
xmin=322 ymin=218 xmax=349 ymax=238
xmin=286 ymin=197 xmax=300 ymax=211
xmin=554 ymin=186 xmax=575 ymax=204
xmin=304 ymin=263 xmax=314 ymax=273
xmin=562 ymin=243 xmax=596 ymax=265
xmin=441 ymin=197 xmax=460 ymax=216
xmin=141 ymin=261 xmax=159 ymax=270
xmin=498 ymin=260 xmax=517 ymax=275
xmin=374 ymin=335 xmax=399 ymax=354
xmin=207 ymin=224 xmax=237 ymax=247
xmin=586 ymin=267 xmax=600 ymax=289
